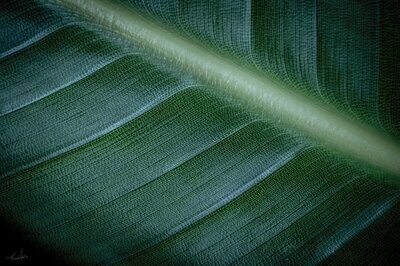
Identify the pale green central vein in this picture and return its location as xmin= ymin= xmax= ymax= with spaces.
xmin=55 ymin=0 xmax=400 ymax=176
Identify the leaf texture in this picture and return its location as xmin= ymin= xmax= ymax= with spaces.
xmin=0 ymin=0 xmax=399 ymax=265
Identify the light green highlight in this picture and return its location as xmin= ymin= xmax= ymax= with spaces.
xmin=56 ymin=0 xmax=400 ymax=176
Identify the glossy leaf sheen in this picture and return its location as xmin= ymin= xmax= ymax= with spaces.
xmin=0 ymin=0 xmax=399 ymax=265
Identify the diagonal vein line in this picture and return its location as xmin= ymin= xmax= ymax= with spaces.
xmin=0 ymin=4 xmax=68 ymax=59
xmin=316 ymin=193 xmax=400 ymax=264
xmin=44 ymin=114 xmax=257 ymax=232
xmin=109 ymin=144 xmax=304 ymax=265
xmin=0 ymin=25 xmax=62 ymax=59
xmin=261 ymin=183 xmax=388 ymax=263
xmin=0 ymin=50 xmax=137 ymax=118
xmin=296 ymin=193 xmax=399 ymax=264
xmin=156 ymin=154 xmax=341 ymax=264
xmin=116 ymin=134 xmax=300 ymax=240
xmin=56 ymin=0 xmax=400 ymax=176
xmin=0 ymin=84 xmax=200 ymax=179
xmin=229 ymin=175 xmax=364 ymax=265
xmin=142 ymin=157 xmax=357 ymax=265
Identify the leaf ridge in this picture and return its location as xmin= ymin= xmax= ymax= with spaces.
xmin=45 ymin=119 xmax=259 ymax=232
xmin=55 ymin=0 xmax=400 ymax=176
xmin=110 ymin=145 xmax=303 ymax=265
xmin=0 ymin=84 xmax=197 ymax=178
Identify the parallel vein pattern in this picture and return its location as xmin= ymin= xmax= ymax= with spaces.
xmin=0 ymin=1 xmax=399 ymax=265
xmin=55 ymin=0 xmax=400 ymax=175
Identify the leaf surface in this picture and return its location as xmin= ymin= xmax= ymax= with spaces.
xmin=0 ymin=0 xmax=399 ymax=264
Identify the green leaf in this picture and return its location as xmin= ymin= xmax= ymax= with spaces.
xmin=0 ymin=0 xmax=399 ymax=264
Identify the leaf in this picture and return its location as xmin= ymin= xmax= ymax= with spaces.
xmin=0 ymin=0 xmax=399 ymax=264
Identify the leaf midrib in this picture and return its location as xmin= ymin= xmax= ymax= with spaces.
xmin=54 ymin=0 xmax=400 ymax=176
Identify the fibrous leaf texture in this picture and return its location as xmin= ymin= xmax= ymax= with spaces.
xmin=0 ymin=0 xmax=399 ymax=265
